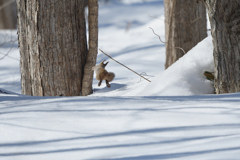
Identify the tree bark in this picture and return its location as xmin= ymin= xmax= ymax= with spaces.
xmin=0 ymin=0 xmax=17 ymax=29
xmin=203 ymin=0 xmax=240 ymax=94
xmin=82 ymin=0 xmax=98 ymax=96
xmin=17 ymin=0 xmax=88 ymax=96
xmin=164 ymin=0 xmax=207 ymax=69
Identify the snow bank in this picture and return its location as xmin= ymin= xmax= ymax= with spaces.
xmin=93 ymin=36 xmax=215 ymax=96
xmin=136 ymin=36 xmax=215 ymax=96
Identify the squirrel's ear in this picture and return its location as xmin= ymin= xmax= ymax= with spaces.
xmin=100 ymin=60 xmax=106 ymax=65
xmin=103 ymin=61 xmax=109 ymax=67
xmin=100 ymin=60 xmax=108 ymax=67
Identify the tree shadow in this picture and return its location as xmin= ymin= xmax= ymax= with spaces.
xmin=97 ymin=146 xmax=240 ymax=160
xmin=2 ymin=93 xmax=240 ymax=114
xmin=0 ymin=124 xmax=239 ymax=158
xmin=93 ymin=83 xmax=127 ymax=94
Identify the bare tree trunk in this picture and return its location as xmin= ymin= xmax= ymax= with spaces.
xmin=164 ymin=0 xmax=207 ymax=69
xmin=84 ymin=0 xmax=88 ymax=8
xmin=82 ymin=0 xmax=98 ymax=96
xmin=17 ymin=0 xmax=88 ymax=96
xmin=0 ymin=0 xmax=17 ymax=29
xmin=202 ymin=0 xmax=240 ymax=94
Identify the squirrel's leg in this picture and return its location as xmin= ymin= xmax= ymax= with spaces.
xmin=98 ymin=80 xmax=102 ymax=86
xmin=98 ymin=74 xmax=104 ymax=86
xmin=106 ymin=80 xmax=111 ymax=88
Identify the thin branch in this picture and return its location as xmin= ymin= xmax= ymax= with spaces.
xmin=191 ymin=17 xmax=202 ymax=23
xmin=149 ymin=27 xmax=166 ymax=44
xmin=139 ymin=72 xmax=154 ymax=82
xmin=149 ymin=27 xmax=186 ymax=54
xmin=99 ymin=49 xmax=151 ymax=82
xmin=147 ymin=13 xmax=164 ymax=21
xmin=0 ymin=52 xmax=19 ymax=61
xmin=0 ymin=44 xmax=14 ymax=60
xmin=174 ymin=46 xmax=186 ymax=55
xmin=0 ymin=39 xmax=17 ymax=60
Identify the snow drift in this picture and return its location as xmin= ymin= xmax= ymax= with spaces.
xmin=93 ymin=36 xmax=215 ymax=96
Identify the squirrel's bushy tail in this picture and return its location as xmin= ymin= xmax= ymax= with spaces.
xmin=107 ymin=72 xmax=115 ymax=82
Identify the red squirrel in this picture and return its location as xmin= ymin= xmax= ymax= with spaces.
xmin=92 ymin=60 xmax=115 ymax=88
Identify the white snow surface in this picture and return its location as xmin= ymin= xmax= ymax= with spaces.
xmin=92 ymin=36 xmax=214 ymax=96
xmin=1 ymin=1 xmax=240 ymax=160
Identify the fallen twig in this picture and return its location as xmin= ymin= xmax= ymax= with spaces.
xmin=149 ymin=27 xmax=186 ymax=54
xmin=99 ymin=49 xmax=151 ymax=82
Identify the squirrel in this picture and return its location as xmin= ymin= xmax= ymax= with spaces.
xmin=92 ymin=60 xmax=115 ymax=88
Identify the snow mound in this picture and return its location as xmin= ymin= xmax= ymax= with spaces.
xmin=93 ymin=36 xmax=214 ymax=96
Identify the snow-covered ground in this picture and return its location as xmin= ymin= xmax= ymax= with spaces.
xmin=1 ymin=0 xmax=240 ymax=160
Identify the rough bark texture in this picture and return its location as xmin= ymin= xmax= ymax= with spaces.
xmin=203 ymin=0 xmax=240 ymax=94
xmin=81 ymin=0 xmax=98 ymax=96
xmin=0 ymin=0 xmax=17 ymax=29
xmin=17 ymin=0 xmax=88 ymax=96
xmin=164 ymin=0 xmax=207 ymax=69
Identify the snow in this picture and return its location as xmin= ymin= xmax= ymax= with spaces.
xmin=93 ymin=36 xmax=214 ymax=96
xmin=1 ymin=0 xmax=240 ymax=160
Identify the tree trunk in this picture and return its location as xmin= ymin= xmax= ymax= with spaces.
xmin=82 ymin=0 xmax=98 ymax=96
xmin=164 ymin=0 xmax=207 ymax=69
xmin=84 ymin=0 xmax=88 ymax=8
xmin=17 ymin=0 xmax=88 ymax=96
xmin=0 ymin=0 xmax=17 ymax=29
xmin=203 ymin=0 xmax=240 ymax=94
